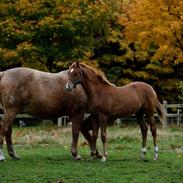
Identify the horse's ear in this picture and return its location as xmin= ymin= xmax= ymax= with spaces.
xmin=68 ymin=60 xmax=72 ymax=65
xmin=76 ymin=61 xmax=80 ymax=67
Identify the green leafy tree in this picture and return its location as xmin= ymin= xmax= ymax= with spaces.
xmin=179 ymin=81 xmax=183 ymax=101
xmin=0 ymin=0 xmax=116 ymax=71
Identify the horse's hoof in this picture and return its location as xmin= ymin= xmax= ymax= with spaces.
xmin=0 ymin=157 xmax=5 ymax=161
xmin=87 ymin=156 xmax=94 ymax=161
xmin=154 ymin=157 xmax=158 ymax=161
xmin=96 ymin=154 xmax=103 ymax=159
xmin=9 ymin=152 xmax=20 ymax=160
xmin=140 ymin=154 xmax=146 ymax=161
xmin=101 ymin=156 xmax=107 ymax=162
xmin=90 ymin=154 xmax=103 ymax=159
xmin=74 ymin=155 xmax=82 ymax=161
xmin=90 ymin=150 xmax=103 ymax=159
xmin=139 ymin=156 xmax=148 ymax=162
xmin=12 ymin=155 xmax=20 ymax=160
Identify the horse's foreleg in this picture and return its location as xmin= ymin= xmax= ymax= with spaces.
xmin=71 ymin=115 xmax=83 ymax=160
xmin=6 ymin=126 xmax=20 ymax=160
xmin=99 ymin=115 xmax=108 ymax=162
xmin=137 ymin=112 xmax=148 ymax=160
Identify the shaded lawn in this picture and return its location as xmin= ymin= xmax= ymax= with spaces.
xmin=0 ymin=126 xmax=182 ymax=183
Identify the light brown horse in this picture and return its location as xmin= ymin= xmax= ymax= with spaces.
xmin=65 ymin=62 xmax=166 ymax=161
xmin=0 ymin=67 xmax=88 ymax=161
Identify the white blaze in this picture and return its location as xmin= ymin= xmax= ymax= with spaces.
xmin=70 ymin=68 xmax=74 ymax=73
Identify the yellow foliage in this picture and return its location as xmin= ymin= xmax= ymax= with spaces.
xmin=175 ymin=54 xmax=183 ymax=64
xmin=0 ymin=48 xmax=17 ymax=59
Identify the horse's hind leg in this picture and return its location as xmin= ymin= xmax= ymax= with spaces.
xmin=0 ymin=109 xmax=17 ymax=161
xmin=91 ymin=122 xmax=102 ymax=158
xmin=70 ymin=114 xmax=84 ymax=160
xmin=147 ymin=114 xmax=158 ymax=160
xmin=0 ymin=126 xmax=18 ymax=161
xmin=136 ymin=111 xmax=148 ymax=160
xmin=6 ymin=125 xmax=20 ymax=159
xmin=99 ymin=114 xmax=108 ymax=162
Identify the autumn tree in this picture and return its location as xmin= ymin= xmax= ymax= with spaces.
xmin=0 ymin=0 xmax=182 ymax=102
xmin=96 ymin=0 xmax=183 ymax=102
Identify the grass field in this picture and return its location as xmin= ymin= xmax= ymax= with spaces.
xmin=0 ymin=125 xmax=183 ymax=183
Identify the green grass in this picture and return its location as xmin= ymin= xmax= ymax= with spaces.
xmin=0 ymin=125 xmax=183 ymax=183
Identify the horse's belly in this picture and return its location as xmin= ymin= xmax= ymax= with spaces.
xmin=22 ymin=102 xmax=65 ymax=119
xmin=113 ymin=102 xmax=141 ymax=118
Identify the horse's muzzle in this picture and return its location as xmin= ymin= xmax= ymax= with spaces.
xmin=65 ymin=81 xmax=74 ymax=92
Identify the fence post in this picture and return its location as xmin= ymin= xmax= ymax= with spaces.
xmin=57 ymin=116 xmax=68 ymax=127
xmin=177 ymin=109 xmax=180 ymax=126
xmin=57 ymin=117 xmax=62 ymax=127
xmin=163 ymin=100 xmax=168 ymax=127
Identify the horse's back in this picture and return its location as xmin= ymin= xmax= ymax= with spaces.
xmin=121 ymin=82 xmax=156 ymax=96
xmin=0 ymin=67 xmax=87 ymax=118
xmin=111 ymin=81 xmax=158 ymax=115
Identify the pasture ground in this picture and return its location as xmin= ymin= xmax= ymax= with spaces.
xmin=0 ymin=124 xmax=183 ymax=183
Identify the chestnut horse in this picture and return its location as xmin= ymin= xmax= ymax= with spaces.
xmin=0 ymin=67 xmax=88 ymax=161
xmin=65 ymin=62 xmax=166 ymax=161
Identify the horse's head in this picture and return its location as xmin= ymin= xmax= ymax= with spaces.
xmin=65 ymin=62 xmax=83 ymax=92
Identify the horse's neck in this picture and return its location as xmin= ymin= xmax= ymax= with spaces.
xmin=82 ymin=73 xmax=111 ymax=101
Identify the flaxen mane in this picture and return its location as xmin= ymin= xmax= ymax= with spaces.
xmin=80 ymin=63 xmax=115 ymax=86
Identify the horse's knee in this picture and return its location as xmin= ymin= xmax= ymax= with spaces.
xmin=92 ymin=132 xmax=98 ymax=140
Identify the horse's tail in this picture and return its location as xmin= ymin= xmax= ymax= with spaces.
xmin=155 ymin=98 xmax=167 ymax=127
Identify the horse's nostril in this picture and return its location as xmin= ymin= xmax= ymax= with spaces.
xmin=66 ymin=88 xmax=70 ymax=92
xmin=65 ymin=85 xmax=70 ymax=92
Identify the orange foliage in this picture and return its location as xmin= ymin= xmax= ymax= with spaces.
xmin=121 ymin=0 xmax=183 ymax=65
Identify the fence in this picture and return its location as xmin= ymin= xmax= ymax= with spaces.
xmin=116 ymin=101 xmax=183 ymax=126
xmin=0 ymin=113 xmax=69 ymax=127
xmin=0 ymin=101 xmax=182 ymax=127
xmin=163 ymin=100 xmax=183 ymax=126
